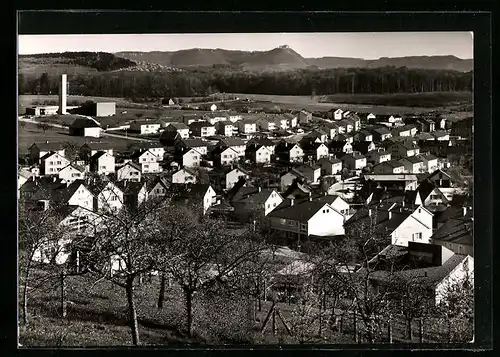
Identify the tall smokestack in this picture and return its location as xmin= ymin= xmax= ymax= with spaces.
xmin=58 ymin=74 xmax=68 ymax=114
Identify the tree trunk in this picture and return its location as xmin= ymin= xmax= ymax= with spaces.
xmin=126 ymin=276 xmax=140 ymax=346
xmin=22 ymin=263 xmax=31 ymax=325
xmin=157 ymin=272 xmax=166 ymax=309
xmin=60 ymin=270 xmax=67 ymax=318
xmin=184 ymin=288 xmax=194 ymax=337
xmin=407 ymin=318 xmax=413 ymax=341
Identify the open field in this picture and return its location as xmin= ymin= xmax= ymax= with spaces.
xmin=17 ymin=122 xmax=134 ymax=154
xmin=226 ymin=92 xmax=470 ymax=114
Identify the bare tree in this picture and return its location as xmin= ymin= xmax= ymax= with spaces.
xmin=80 ymin=194 xmax=171 ymax=345
xmin=36 ymin=122 xmax=51 ymax=134
xmin=18 ymin=201 xmax=66 ymax=325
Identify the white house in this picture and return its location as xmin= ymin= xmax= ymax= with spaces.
xmin=366 ymin=150 xmax=392 ymax=165
xmin=40 ymin=152 xmax=70 ymax=176
xmin=217 ymin=138 xmax=247 ymax=158
xmin=96 ymin=181 xmax=124 ymax=212
xmin=216 ymin=147 xmax=240 ymax=167
xmin=390 ymin=141 xmax=420 ymax=160
xmin=116 ymin=162 xmax=142 ymax=182
xmin=164 ymin=123 xmax=190 ymax=139
xmin=181 ymin=148 xmax=203 ymax=168
xmin=341 ymin=153 xmax=367 ymax=171
xmin=316 ymin=158 xmax=343 ymax=175
xmin=215 ymin=121 xmax=235 ymax=137
xmin=29 ymin=142 xmax=66 ymax=165
xmin=372 ymin=160 xmax=406 ymax=174
xmin=172 ymin=168 xmax=197 ymax=184
xmin=399 ymin=156 xmax=426 ymax=173
xmin=210 ymin=104 xmax=217 ymax=112
xmin=129 ymin=120 xmax=162 ymax=135
xmin=64 ymin=180 xmax=95 ymax=211
xmin=246 ymin=145 xmax=272 ymax=164
xmin=133 ymin=150 xmax=161 ymax=174
xmin=331 ymin=109 xmax=344 ymax=120
xmin=189 ymin=121 xmax=217 ymax=138
xmin=418 ymin=154 xmax=439 ymax=173
xmin=226 ymin=167 xmax=250 ymax=190
xmin=237 ymin=119 xmax=257 ymax=134
xmin=58 ymin=164 xmax=86 ymax=184
xmin=276 ymin=142 xmax=304 ymax=163
xmin=90 ymin=151 xmax=115 ymax=176
xmin=267 ymin=200 xmax=345 ymax=248
xmin=293 ymin=164 xmax=322 ymax=184
xmin=80 ymin=143 xmax=114 ymax=162
xmin=232 ymin=188 xmax=284 ymax=221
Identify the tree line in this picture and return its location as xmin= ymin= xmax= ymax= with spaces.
xmin=18 ymin=67 xmax=472 ymax=98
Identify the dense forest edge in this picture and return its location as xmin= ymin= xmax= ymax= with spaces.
xmin=19 ymin=67 xmax=472 ymax=99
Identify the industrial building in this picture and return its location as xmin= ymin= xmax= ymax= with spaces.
xmin=69 ymin=117 xmax=102 ymax=138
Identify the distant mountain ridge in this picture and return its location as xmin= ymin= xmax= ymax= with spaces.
xmin=115 ymin=46 xmax=473 ymax=72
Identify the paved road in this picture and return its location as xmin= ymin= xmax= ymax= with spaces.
xmin=19 ymin=116 xmax=156 ymax=143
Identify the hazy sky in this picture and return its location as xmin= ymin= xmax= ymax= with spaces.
xmin=18 ymin=32 xmax=473 ymax=59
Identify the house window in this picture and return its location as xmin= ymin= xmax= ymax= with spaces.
xmin=418 ymin=208 xmax=421 ymax=213
xmin=223 ymin=155 xmax=228 ymax=159
xmin=143 ymin=158 xmax=147 ymax=162
xmin=57 ymin=161 xmax=62 ymax=165
xmin=273 ymin=202 xmax=277 ymax=207
xmin=144 ymin=164 xmax=149 ymax=169
xmin=267 ymin=204 xmax=271 ymax=209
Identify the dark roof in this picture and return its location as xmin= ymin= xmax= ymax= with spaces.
xmin=167 ymin=122 xmax=189 ymax=130
xmin=431 ymin=216 xmax=473 ymax=246
xmin=342 ymin=153 xmax=366 ymax=161
xmin=180 ymin=138 xmax=207 ymax=148
xmin=170 ymin=183 xmax=212 ymax=198
xmin=120 ymin=161 xmax=142 ymax=171
xmin=30 ymin=142 xmax=65 ymax=151
xmin=400 ymin=156 xmax=424 ymax=164
xmin=418 ymin=154 xmax=438 ymax=161
xmin=132 ymin=141 xmax=164 ymax=150
xmin=372 ymin=127 xmax=391 ymax=135
xmin=70 ymin=118 xmax=100 ymax=129
xmin=376 ymin=160 xmax=404 ymax=169
xmin=218 ymin=137 xmax=246 ymax=147
xmin=352 ymin=142 xmax=374 ymax=154
xmin=238 ymin=189 xmax=279 ymax=204
xmin=317 ymin=157 xmax=342 ymax=165
xmin=189 ymin=121 xmax=214 ymax=129
xmin=90 ymin=151 xmax=112 ymax=161
xmin=247 ymin=137 xmax=276 ymax=147
xmin=81 ymin=142 xmax=114 ymax=150
xmin=328 ymin=141 xmax=349 ymax=149
xmin=132 ymin=119 xmax=163 ymax=126
xmin=268 ymin=200 xmax=330 ymax=221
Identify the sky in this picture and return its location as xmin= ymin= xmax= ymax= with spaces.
xmin=17 ymin=32 xmax=473 ymax=59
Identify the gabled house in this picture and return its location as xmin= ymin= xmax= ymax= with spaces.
xmin=418 ymin=154 xmax=441 ymax=174
xmin=31 ymin=179 xmax=95 ymax=212
xmin=320 ymin=123 xmax=338 ymax=139
xmin=115 ymin=181 xmax=148 ymax=210
xmin=372 ymin=160 xmax=405 ymax=174
xmin=362 ymin=174 xmax=419 ymax=191
xmin=116 ymin=161 xmax=142 ymax=182
xmin=366 ymin=149 xmax=392 ymax=165
xmin=300 ymin=141 xmax=330 ymax=162
xmin=298 ymin=109 xmax=312 ymax=124
xmin=231 ymin=188 xmax=284 ymax=222
xmin=329 ymin=108 xmax=344 ymax=120
xmin=391 ymin=124 xmax=418 ymax=137
xmin=40 ymin=152 xmax=70 ymax=176
xmin=328 ymin=140 xmax=353 ymax=155
xmin=189 ymin=121 xmax=216 ymax=138
xmin=172 ymin=167 xmax=198 ymax=184
xmin=281 ymin=113 xmax=298 ymax=128
xmin=58 ymin=164 xmax=86 ymax=184
xmin=431 ymin=211 xmax=473 ymax=256
xmin=354 ymin=130 xmax=374 ymax=142
xmin=333 ymin=133 xmax=354 ymax=144
xmin=89 ymin=151 xmax=115 ymax=176
xmin=352 ymin=141 xmax=376 ymax=155
xmin=416 ymin=180 xmax=450 ymax=210
xmin=345 ymin=202 xmax=433 ymax=247
xmin=131 ymin=149 xmax=162 ymax=174
xmin=361 ymin=242 xmax=473 ymax=306
xmin=175 ymin=138 xmax=208 ymax=156
xmin=164 ymin=122 xmax=190 ymax=139
xmin=215 ymin=121 xmax=235 ymax=137
xmin=146 ymin=176 xmax=170 ymax=199
xmin=29 ymin=142 xmax=66 ymax=165
xmin=246 ymin=137 xmax=276 ymax=155
xmin=93 ymin=181 xmax=124 ymax=212
xmin=69 ymin=117 xmax=101 ymax=138
xmin=399 ymin=156 xmax=426 ymax=173
xmin=293 ymin=164 xmax=322 ymax=184
xmin=80 ymin=142 xmax=114 ymax=162
xmin=304 ymin=130 xmax=329 ymax=143
xmin=432 ymin=131 xmax=450 ymax=141
xmin=316 ymin=157 xmax=342 ymax=176
xmin=267 ymin=200 xmax=345 ymax=249
xmin=133 ymin=142 xmax=165 ymax=161
xmin=217 ymin=137 xmax=246 ymax=158
xmin=245 ymin=144 xmax=272 ymax=164
xmin=341 ymin=153 xmax=367 ymax=171
xmin=18 ymin=168 xmax=33 ymax=196
xmin=177 ymin=147 xmax=203 ymax=168
xmin=390 ymin=141 xmax=420 ymax=160
xmin=204 ymin=113 xmax=229 ymax=125
xmin=371 ymin=127 xmax=393 ymax=142
xmin=226 ymin=167 xmax=251 ymax=190
xmin=339 ymin=119 xmax=354 ymax=133
xmin=237 ymin=119 xmax=257 ymax=134
xmin=275 ymin=142 xmax=304 ymax=163
xmin=129 ymin=120 xmax=162 ymax=135
xmin=256 ymin=117 xmax=278 ymax=132
xmin=170 ymin=183 xmax=217 ymax=215
xmin=210 ymin=146 xmax=240 ymax=167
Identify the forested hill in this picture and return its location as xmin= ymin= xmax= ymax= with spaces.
xmin=19 ymin=52 xmax=138 ymax=72
xmin=19 ymin=66 xmax=473 ymax=98
xmin=115 ymin=46 xmax=473 ymax=72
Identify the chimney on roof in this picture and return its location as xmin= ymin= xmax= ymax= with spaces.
xmin=290 ymin=198 xmax=295 ymax=207
xmin=388 ymin=210 xmax=393 ymax=219
xmin=463 ymin=206 xmax=467 ymax=217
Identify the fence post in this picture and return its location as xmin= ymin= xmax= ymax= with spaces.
xmin=60 ymin=270 xmax=67 ymax=318
xmin=272 ymin=306 xmax=277 ymax=335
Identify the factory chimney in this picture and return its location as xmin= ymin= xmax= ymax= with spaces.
xmin=58 ymin=74 xmax=68 ymax=115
